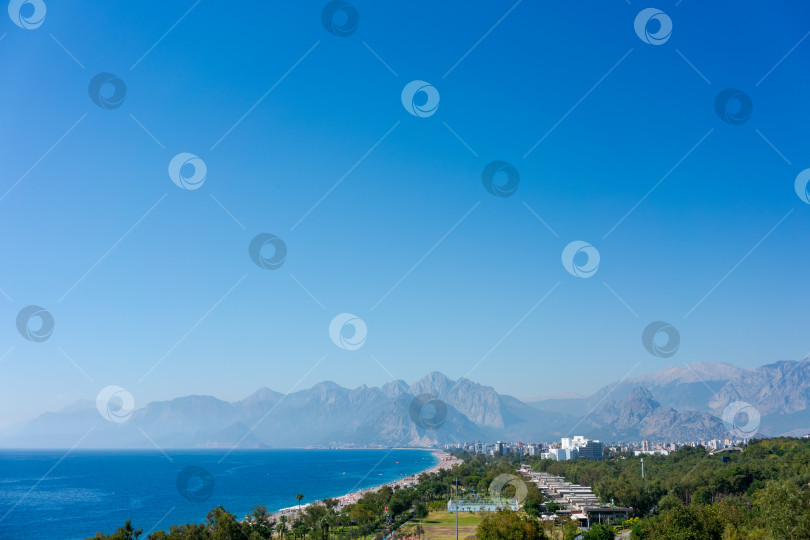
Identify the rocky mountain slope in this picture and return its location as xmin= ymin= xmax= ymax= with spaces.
xmin=531 ymin=359 xmax=810 ymax=438
xmin=3 ymin=361 xmax=807 ymax=448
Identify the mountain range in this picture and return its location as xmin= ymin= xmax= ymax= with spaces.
xmin=3 ymin=360 xmax=809 ymax=448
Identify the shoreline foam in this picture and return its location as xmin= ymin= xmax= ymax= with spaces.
xmin=272 ymin=450 xmax=461 ymax=518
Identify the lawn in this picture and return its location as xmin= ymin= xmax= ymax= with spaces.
xmin=398 ymin=510 xmax=481 ymax=539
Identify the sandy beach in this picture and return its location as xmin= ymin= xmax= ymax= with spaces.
xmin=273 ymin=450 xmax=461 ymax=518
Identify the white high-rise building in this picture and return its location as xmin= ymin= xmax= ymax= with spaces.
xmin=562 ymin=436 xmax=588 ymax=450
xmin=553 ymin=436 xmax=601 ymax=460
xmin=548 ymin=448 xmax=573 ymax=460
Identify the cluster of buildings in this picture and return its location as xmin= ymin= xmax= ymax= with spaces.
xmin=447 ymin=435 xmax=604 ymax=461
xmin=452 ymin=441 xmax=544 ymax=456
xmin=447 ymin=435 xmax=747 ymax=460
xmin=612 ymin=437 xmax=742 ymax=455
xmin=521 ymin=466 xmax=632 ymax=527
xmin=442 ymin=462 xmax=631 ymax=528
xmin=544 ymin=436 xmax=603 ymax=461
xmin=438 ymin=436 xmax=754 ymax=529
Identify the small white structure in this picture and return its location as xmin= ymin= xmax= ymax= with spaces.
xmin=447 ymin=498 xmax=519 ymax=512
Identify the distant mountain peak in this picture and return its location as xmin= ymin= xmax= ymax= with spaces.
xmin=235 ymin=387 xmax=284 ymax=410
xmin=420 ymin=371 xmax=453 ymax=384
xmin=312 ymin=381 xmax=342 ymax=390
xmin=583 ymin=384 xmax=726 ymax=440
xmin=627 ymin=361 xmax=746 ymax=386
xmin=58 ymin=399 xmax=95 ymax=414
xmin=409 ymin=372 xmax=454 ymax=396
xmin=6 ymin=361 xmax=809 ymax=449
xmin=628 ymin=386 xmax=654 ymax=401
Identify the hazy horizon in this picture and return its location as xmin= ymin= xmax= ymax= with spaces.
xmin=6 ymin=358 xmax=806 ymax=430
xmin=3 ymin=367 xmax=597 ymax=427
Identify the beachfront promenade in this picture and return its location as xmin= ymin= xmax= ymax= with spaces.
xmin=272 ymin=451 xmax=462 ymax=519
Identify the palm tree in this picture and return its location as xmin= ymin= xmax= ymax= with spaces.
xmin=296 ymin=493 xmax=304 ymax=509
xmin=278 ymin=515 xmax=288 ymax=539
xmin=318 ymin=513 xmax=335 ymax=539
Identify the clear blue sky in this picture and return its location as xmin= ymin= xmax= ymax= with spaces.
xmin=1 ymin=0 xmax=809 ymax=427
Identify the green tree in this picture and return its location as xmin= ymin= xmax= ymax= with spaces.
xmin=386 ymin=494 xmax=407 ymax=516
xmin=478 ymin=477 xmax=491 ymax=494
xmin=349 ymin=503 xmax=375 ymax=526
xmin=583 ymin=523 xmax=615 ymax=540
xmin=692 ymin=486 xmax=712 ymax=506
xmin=657 ymin=492 xmax=683 ymax=513
xmin=476 ymin=509 xmax=545 ymax=540
xmin=316 ymin=512 xmax=334 ymax=539
xmin=277 ymin=515 xmax=288 ymax=539
xmin=302 ymin=503 xmax=327 ymax=531
xmin=523 ymin=498 xmax=541 ymax=517
xmin=90 ymin=520 xmax=142 ymax=540
xmin=205 ymin=506 xmax=242 ymax=540
xmin=413 ymin=501 xmax=428 ymax=521
xmin=244 ymin=505 xmax=274 ymax=539
xmin=755 ymin=480 xmax=810 ymax=539
xmin=295 ymin=493 xmax=304 ymax=509
xmin=561 ymin=520 xmax=580 ymax=540
xmin=291 ymin=518 xmax=309 ymax=539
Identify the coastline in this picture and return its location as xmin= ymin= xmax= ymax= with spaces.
xmin=272 ymin=450 xmax=461 ymax=519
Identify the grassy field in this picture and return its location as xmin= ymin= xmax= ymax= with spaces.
xmin=398 ymin=510 xmax=481 ymax=539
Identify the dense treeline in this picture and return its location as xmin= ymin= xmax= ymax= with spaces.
xmin=88 ymin=453 xmax=539 ymax=539
xmin=528 ymin=437 xmax=810 ymax=539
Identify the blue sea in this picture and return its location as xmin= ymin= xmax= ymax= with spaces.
xmin=0 ymin=449 xmax=437 ymax=540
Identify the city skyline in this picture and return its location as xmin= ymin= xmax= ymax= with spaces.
xmin=2 ymin=1 xmax=810 ymax=429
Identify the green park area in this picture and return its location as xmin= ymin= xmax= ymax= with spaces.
xmin=398 ymin=510 xmax=481 ymax=539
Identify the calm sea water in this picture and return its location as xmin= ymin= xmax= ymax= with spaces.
xmin=0 ymin=449 xmax=437 ymax=540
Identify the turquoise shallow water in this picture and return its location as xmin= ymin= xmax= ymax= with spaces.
xmin=0 ymin=448 xmax=437 ymax=540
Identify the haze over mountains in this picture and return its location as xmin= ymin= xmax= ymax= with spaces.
xmin=3 ymin=360 xmax=809 ymax=448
